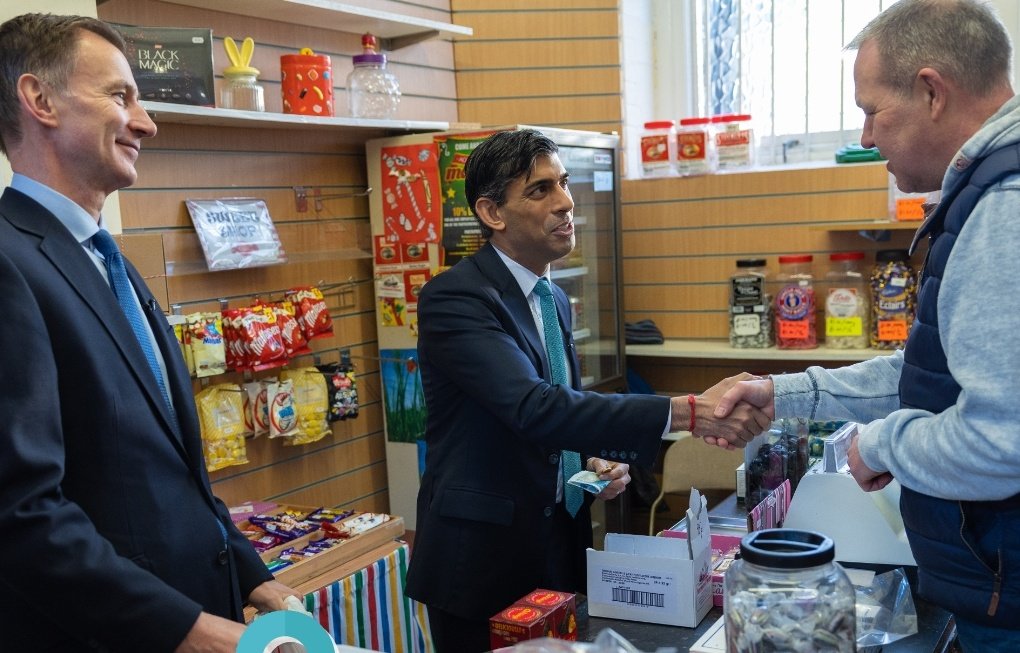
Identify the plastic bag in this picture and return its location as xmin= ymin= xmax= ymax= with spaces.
xmin=855 ymin=567 xmax=918 ymax=648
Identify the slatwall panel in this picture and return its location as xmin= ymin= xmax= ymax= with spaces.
xmin=451 ymin=0 xmax=623 ymax=132
xmin=97 ymin=0 xmax=459 ymax=513
xmin=621 ymin=162 xmax=925 ymax=396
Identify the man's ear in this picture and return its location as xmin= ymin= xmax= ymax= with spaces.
xmin=474 ymin=197 xmax=506 ymax=233
xmin=916 ymin=67 xmax=947 ymax=120
xmin=16 ymin=73 xmax=59 ymax=129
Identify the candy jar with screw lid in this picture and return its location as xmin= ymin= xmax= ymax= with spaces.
xmin=725 ymin=529 xmax=856 ymax=652
xmin=347 ymin=33 xmax=401 ymax=119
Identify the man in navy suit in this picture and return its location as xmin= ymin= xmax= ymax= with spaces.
xmin=404 ymin=129 xmax=770 ymax=652
xmin=0 ymin=14 xmax=297 ymax=652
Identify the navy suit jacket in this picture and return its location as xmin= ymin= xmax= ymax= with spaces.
xmin=0 ymin=188 xmax=272 ymax=652
xmin=405 ymin=242 xmax=668 ymax=620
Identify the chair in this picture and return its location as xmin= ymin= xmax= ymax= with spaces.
xmin=648 ymin=433 xmax=744 ymax=535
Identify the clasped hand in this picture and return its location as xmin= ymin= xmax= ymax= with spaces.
xmin=686 ymin=373 xmax=775 ymax=450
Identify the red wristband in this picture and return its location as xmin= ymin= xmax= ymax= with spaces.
xmin=688 ymin=393 xmax=696 ymax=432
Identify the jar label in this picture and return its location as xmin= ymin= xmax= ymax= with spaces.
xmin=731 ymin=275 xmax=764 ymax=309
xmin=877 ymin=319 xmax=909 ymax=340
xmin=826 ymin=287 xmax=861 ymax=318
xmin=778 ymin=319 xmax=810 ymax=340
xmin=733 ymin=313 xmax=762 ymax=336
xmin=640 ymin=134 xmax=670 ymax=165
xmin=826 ymin=316 xmax=863 ymax=337
xmin=777 ymin=285 xmax=813 ymax=320
xmin=677 ymin=132 xmax=706 ymax=161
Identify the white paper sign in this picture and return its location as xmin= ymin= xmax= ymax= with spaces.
xmin=185 ymin=198 xmax=287 ymax=271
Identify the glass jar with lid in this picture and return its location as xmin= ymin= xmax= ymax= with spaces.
xmin=347 ymin=33 xmax=401 ymax=119
xmin=775 ymin=254 xmax=816 ymax=349
xmin=729 ymin=258 xmax=772 ymax=348
xmin=825 ymin=251 xmax=869 ymax=349
xmin=725 ymin=529 xmax=856 ymax=652
xmin=870 ymin=249 xmax=918 ymax=349
xmin=220 ymin=37 xmax=265 ymax=112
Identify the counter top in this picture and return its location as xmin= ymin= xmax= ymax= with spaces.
xmin=577 ymin=494 xmax=955 ymax=652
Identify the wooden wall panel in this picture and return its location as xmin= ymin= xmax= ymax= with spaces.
xmin=451 ymin=1 xmax=623 ymax=132
xmin=619 ymin=162 xmax=924 ymax=341
xmin=95 ymin=0 xmax=460 ymax=516
xmin=620 ymin=161 xmax=926 ymax=400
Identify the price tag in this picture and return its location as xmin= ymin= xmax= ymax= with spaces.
xmin=778 ymin=319 xmax=810 ymax=340
xmin=826 ymin=317 xmax=863 ymax=337
xmin=877 ymin=319 xmax=909 ymax=340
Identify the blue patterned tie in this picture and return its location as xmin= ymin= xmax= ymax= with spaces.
xmin=93 ymin=229 xmax=177 ymax=428
xmin=534 ymin=278 xmax=584 ymax=517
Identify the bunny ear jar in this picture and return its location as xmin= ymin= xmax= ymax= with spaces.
xmin=221 ymin=36 xmax=265 ymax=111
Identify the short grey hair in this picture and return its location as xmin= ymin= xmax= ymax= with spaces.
xmin=847 ymin=0 xmax=1012 ymax=97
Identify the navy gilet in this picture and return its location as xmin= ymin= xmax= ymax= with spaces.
xmin=899 ymin=143 xmax=1020 ymax=410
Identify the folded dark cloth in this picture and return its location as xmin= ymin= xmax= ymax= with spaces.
xmin=625 ymin=319 xmax=664 ymax=344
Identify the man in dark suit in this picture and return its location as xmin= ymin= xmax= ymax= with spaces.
xmin=0 ymin=14 xmax=297 ymax=652
xmin=405 ymin=129 xmax=769 ymax=652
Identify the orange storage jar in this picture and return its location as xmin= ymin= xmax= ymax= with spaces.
xmin=280 ymin=48 xmax=334 ymax=116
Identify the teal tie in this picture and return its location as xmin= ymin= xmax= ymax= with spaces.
xmin=93 ymin=229 xmax=178 ymax=430
xmin=534 ymin=278 xmax=584 ymax=517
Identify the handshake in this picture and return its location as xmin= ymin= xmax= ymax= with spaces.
xmin=669 ymin=373 xmax=776 ymax=450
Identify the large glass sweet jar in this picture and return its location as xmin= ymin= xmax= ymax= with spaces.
xmin=774 ymin=254 xmax=816 ymax=349
xmin=725 ymin=529 xmax=856 ymax=653
xmin=870 ymin=249 xmax=918 ymax=349
xmin=347 ymin=33 xmax=401 ymax=119
xmin=824 ymin=251 xmax=869 ymax=349
xmin=729 ymin=258 xmax=773 ymax=348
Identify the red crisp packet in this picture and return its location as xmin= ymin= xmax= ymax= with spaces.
xmin=286 ymin=286 xmax=333 ymax=340
xmin=273 ymin=302 xmax=309 ymax=357
xmin=220 ymin=309 xmax=241 ymax=371
xmin=237 ymin=307 xmax=287 ymax=371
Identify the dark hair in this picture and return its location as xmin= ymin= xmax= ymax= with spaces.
xmin=0 ymin=13 xmax=126 ymax=154
xmin=847 ymin=0 xmax=1012 ymax=97
xmin=465 ymin=129 xmax=560 ymax=238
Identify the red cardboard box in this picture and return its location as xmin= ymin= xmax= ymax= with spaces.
xmin=489 ymin=589 xmax=577 ymax=650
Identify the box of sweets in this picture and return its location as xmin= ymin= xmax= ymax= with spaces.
xmin=113 ymin=24 xmax=215 ymax=106
xmin=489 ymin=589 xmax=577 ymax=650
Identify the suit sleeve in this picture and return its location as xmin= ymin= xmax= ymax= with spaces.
xmin=418 ymin=276 xmax=667 ymax=465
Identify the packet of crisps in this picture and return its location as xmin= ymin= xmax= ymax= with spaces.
xmin=279 ymin=368 xmax=330 ymax=446
xmin=188 ymin=311 xmax=227 ymax=377
xmin=286 ymin=286 xmax=333 ymax=341
xmin=267 ymin=378 xmax=299 ymax=439
xmin=195 ymin=383 xmax=249 ymax=471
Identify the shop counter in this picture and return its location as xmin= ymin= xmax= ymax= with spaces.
xmin=578 ymin=571 xmax=955 ymax=652
xmin=577 ymin=493 xmax=955 ymax=652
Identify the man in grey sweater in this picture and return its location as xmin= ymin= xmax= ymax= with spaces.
xmin=712 ymin=1 xmax=1020 ymax=650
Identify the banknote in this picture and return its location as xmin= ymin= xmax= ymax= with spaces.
xmin=567 ymin=470 xmax=611 ymax=494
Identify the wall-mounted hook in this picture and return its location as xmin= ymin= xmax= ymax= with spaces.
xmin=294 ymin=186 xmax=372 ymax=213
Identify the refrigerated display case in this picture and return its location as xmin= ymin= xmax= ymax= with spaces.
xmin=365 ymin=125 xmax=625 ymax=528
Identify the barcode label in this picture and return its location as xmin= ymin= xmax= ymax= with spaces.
xmin=611 ymin=588 xmax=665 ymax=607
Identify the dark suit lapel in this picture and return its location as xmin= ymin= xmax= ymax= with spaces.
xmin=3 ymin=190 xmax=188 ymax=459
xmin=473 ymin=243 xmax=549 ymax=377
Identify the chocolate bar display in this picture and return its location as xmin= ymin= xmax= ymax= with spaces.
xmin=113 ymin=24 xmax=215 ymax=106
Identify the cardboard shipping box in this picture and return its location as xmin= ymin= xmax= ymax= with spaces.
xmin=586 ymin=489 xmax=713 ymax=628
